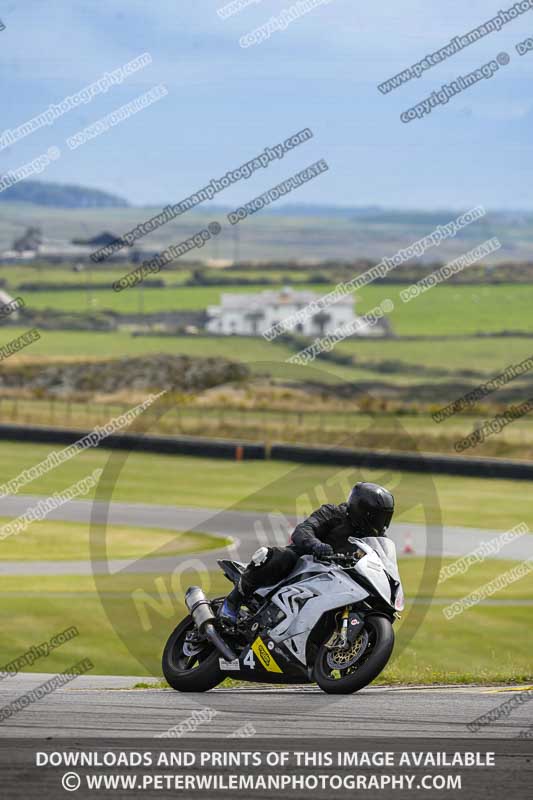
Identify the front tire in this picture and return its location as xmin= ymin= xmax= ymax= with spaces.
xmin=314 ymin=614 xmax=394 ymax=694
xmin=162 ymin=615 xmax=224 ymax=692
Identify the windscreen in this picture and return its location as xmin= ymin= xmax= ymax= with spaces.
xmin=351 ymin=536 xmax=401 ymax=582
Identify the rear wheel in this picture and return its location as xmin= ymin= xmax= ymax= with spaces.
xmin=162 ymin=615 xmax=224 ymax=692
xmin=314 ymin=614 xmax=394 ymax=694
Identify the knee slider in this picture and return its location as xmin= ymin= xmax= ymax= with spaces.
xmin=251 ymin=546 xmax=271 ymax=566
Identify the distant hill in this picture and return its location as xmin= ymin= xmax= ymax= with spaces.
xmin=0 ymin=180 xmax=129 ymax=208
xmin=266 ymin=203 xmax=384 ymax=218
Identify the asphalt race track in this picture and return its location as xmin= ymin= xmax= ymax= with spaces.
xmin=0 ymin=496 xmax=529 ymax=576
xmin=0 ymin=674 xmax=531 ymax=738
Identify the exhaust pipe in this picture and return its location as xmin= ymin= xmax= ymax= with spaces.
xmin=185 ymin=586 xmax=237 ymax=663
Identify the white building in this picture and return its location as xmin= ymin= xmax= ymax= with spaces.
xmin=206 ymin=286 xmax=371 ymax=337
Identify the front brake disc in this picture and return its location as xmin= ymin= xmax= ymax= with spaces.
xmin=326 ymin=630 xmax=369 ymax=669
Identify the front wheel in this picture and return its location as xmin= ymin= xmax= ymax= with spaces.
xmin=162 ymin=615 xmax=224 ymax=692
xmin=314 ymin=614 xmax=394 ymax=694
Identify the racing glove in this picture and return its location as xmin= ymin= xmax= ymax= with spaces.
xmin=311 ymin=541 xmax=334 ymax=558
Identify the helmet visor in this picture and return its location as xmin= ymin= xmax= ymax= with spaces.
xmin=365 ymin=506 xmax=394 ymax=535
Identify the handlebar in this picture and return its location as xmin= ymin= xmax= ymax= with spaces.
xmin=313 ymin=552 xmax=360 ymax=566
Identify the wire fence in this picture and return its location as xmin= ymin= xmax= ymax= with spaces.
xmin=0 ymin=396 xmax=529 ymax=455
xmin=0 ymin=396 xmax=365 ymax=434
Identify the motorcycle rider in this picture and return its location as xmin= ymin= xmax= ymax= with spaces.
xmin=219 ymin=481 xmax=395 ymax=625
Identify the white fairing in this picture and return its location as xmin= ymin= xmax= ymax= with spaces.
xmin=254 ymin=540 xmax=404 ymax=665
xmin=351 ymin=537 xmax=404 ymax=610
xmin=266 ymin=559 xmax=369 ymax=664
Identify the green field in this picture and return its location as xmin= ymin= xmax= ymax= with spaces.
xmin=18 ymin=284 xmax=288 ymax=314
xmin=359 ymin=284 xmax=533 ymax=336
xmin=8 ymin=282 xmax=533 ymax=336
xmin=0 ymin=265 xmax=154 ymax=288
xmin=337 ymin=333 xmax=533 ymax=374
xmin=0 ymin=326 xmax=298 ymax=362
xmin=1 ymin=326 xmax=532 ymax=391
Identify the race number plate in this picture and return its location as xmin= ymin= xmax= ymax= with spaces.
xmin=219 ymin=658 xmax=240 ymax=671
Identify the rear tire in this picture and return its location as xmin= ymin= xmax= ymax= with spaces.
xmin=314 ymin=614 xmax=394 ymax=695
xmin=162 ymin=615 xmax=224 ymax=692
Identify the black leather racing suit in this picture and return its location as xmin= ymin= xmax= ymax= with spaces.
xmin=239 ymin=502 xmax=382 ymax=595
xmin=289 ymin=501 xmax=371 ymax=555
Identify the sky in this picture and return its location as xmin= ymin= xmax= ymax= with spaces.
xmin=1 ymin=0 xmax=533 ymax=209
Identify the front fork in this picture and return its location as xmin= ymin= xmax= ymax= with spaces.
xmin=325 ymin=606 xmax=350 ymax=650
xmin=338 ymin=606 xmax=350 ymax=648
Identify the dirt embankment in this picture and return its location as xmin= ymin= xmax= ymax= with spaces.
xmin=0 ymin=354 xmax=248 ymax=397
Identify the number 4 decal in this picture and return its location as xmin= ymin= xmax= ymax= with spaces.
xmin=243 ymin=649 xmax=256 ymax=669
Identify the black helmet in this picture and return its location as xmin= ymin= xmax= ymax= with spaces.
xmin=347 ymin=482 xmax=394 ymax=535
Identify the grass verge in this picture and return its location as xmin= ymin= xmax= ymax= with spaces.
xmin=0 ymin=518 xmax=229 ymax=561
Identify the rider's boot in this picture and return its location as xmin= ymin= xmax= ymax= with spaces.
xmin=219 ymin=586 xmax=243 ymax=626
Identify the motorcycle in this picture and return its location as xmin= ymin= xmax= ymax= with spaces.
xmin=162 ymin=536 xmax=404 ymax=694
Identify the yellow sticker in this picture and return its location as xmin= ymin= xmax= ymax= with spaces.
xmin=251 ymin=636 xmax=283 ymax=673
